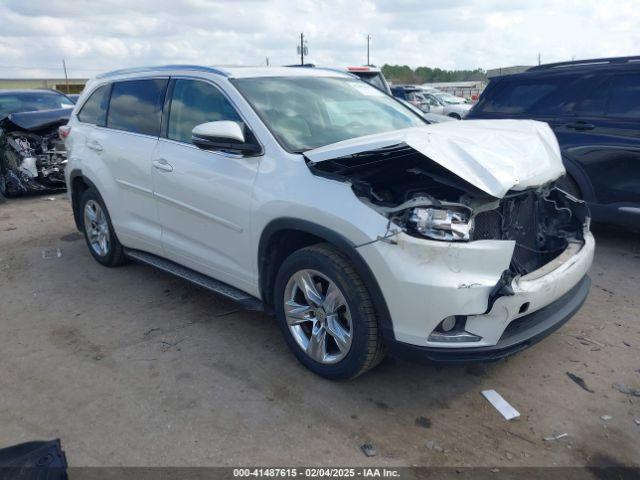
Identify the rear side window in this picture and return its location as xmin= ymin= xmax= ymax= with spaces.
xmin=78 ymin=85 xmax=110 ymax=125
xmin=477 ymin=76 xmax=578 ymax=115
xmin=167 ymin=79 xmax=241 ymax=144
xmin=607 ymin=74 xmax=640 ymax=119
xmin=107 ymin=79 xmax=168 ymax=136
xmin=356 ymin=73 xmax=386 ymax=92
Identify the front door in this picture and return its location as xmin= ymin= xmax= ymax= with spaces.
xmin=152 ymin=78 xmax=261 ymax=293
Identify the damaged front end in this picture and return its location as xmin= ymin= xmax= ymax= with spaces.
xmin=304 ymin=122 xmax=594 ymax=352
xmin=307 ymin=141 xmax=589 ymax=275
xmin=0 ymin=108 xmax=70 ymax=197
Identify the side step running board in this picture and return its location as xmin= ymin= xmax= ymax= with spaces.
xmin=124 ymin=248 xmax=264 ymax=311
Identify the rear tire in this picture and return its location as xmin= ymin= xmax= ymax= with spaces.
xmin=274 ymin=243 xmax=385 ymax=379
xmin=79 ymin=188 xmax=127 ymax=267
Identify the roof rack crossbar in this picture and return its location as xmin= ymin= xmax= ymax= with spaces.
xmin=528 ymin=55 xmax=640 ymax=71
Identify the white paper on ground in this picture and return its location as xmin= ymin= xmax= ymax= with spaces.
xmin=481 ymin=389 xmax=520 ymax=420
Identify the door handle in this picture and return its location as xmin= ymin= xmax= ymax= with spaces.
xmin=153 ymin=159 xmax=173 ymax=172
xmin=86 ymin=140 xmax=103 ymax=151
xmin=566 ymin=121 xmax=595 ymax=131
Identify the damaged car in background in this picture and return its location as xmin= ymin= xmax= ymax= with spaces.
xmin=65 ymin=67 xmax=594 ymax=379
xmin=0 ymin=89 xmax=73 ymax=198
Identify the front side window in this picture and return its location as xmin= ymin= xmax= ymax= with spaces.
xmin=571 ymin=75 xmax=610 ymax=117
xmin=167 ymin=79 xmax=241 ymax=144
xmin=424 ymin=94 xmax=442 ymax=107
xmin=607 ymin=74 xmax=640 ymax=119
xmin=233 ymin=77 xmax=424 ymax=152
xmin=78 ymin=84 xmax=110 ymax=125
xmin=107 ymin=79 xmax=168 ymax=136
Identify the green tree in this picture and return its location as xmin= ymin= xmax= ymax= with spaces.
xmin=382 ymin=64 xmax=487 ymax=84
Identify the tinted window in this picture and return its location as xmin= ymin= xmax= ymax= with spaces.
xmin=355 ymin=72 xmax=386 ymax=92
xmin=78 ymin=85 xmax=110 ymax=125
xmin=167 ymin=79 xmax=241 ymax=144
xmin=568 ymin=78 xmax=607 ymax=117
xmin=607 ymin=74 xmax=640 ymax=118
xmin=107 ymin=79 xmax=167 ymax=136
xmin=477 ymin=76 xmax=579 ymax=115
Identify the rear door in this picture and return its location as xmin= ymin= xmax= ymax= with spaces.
xmin=91 ymin=78 xmax=168 ymax=254
xmin=72 ymin=83 xmax=111 ymax=175
xmin=558 ymin=72 xmax=640 ymax=207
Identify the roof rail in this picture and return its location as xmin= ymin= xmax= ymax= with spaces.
xmin=96 ymin=65 xmax=230 ymax=79
xmin=528 ymin=55 xmax=640 ymax=71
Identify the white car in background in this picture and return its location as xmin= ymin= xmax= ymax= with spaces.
xmin=420 ymin=88 xmax=472 ymax=119
xmin=63 ymin=65 xmax=593 ymax=379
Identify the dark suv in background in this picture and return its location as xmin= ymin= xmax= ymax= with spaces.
xmin=468 ymin=56 xmax=640 ymax=229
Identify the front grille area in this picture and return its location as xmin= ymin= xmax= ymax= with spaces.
xmin=472 ymin=189 xmax=576 ymax=275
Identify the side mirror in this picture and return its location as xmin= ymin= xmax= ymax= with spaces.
xmin=192 ymin=121 xmax=260 ymax=155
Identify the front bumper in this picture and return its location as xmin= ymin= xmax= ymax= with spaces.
xmin=385 ymin=275 xmax=590 ymax=363
xmin=356 ymin=230 xmax=595 ymax=349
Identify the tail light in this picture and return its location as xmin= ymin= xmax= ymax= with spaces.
xmin=58 ymin=125 xmax=71 ymax=140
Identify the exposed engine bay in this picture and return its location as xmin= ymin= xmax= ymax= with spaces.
xmin=0 ymin=108 xmax=70 ymax=197
xmin=306 ymin=142 xmax=589 ymax=277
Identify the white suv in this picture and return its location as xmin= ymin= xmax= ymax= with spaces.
xmin=64 ymin=66 xmax=594 ymax=379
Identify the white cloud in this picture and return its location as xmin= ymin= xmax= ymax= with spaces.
xmin=0 ymin=0 xmax=638 ymax=78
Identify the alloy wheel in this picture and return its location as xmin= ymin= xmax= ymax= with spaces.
xmin=283 ymin=269 xmax=353 ymax=364
xmin=84 ymin=199 xmax=110 ymax=257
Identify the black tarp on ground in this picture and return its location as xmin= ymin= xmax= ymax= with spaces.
xmin=0 ymin=439 xmax=67 ymax=480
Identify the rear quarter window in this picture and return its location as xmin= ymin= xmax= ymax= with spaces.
xmin=476 ymin=76 xmax=579 ymax=115
xmin=107 ymin=79 xmax=168 ymax=136
xmin=77 ymin=84 xmax=110 ymax=125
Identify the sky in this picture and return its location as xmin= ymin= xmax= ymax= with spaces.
xmin=1 ymin=0 xmax=639 ymax=79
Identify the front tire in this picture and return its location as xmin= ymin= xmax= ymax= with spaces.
xmin=274 ymin=244 xmax=385 ymax=379
xmin=79 ymin=188 xmax=127 ymax=267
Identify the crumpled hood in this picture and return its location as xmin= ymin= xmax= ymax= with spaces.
xmin=304 ymin=119 xmax=564 ymax=198
xmin=0 ymin=107 xmax=72 ymax=133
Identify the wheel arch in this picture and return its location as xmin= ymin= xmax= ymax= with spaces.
xmin=68 ymin=169 xmax=101 ymax=231
xmin=561 ymin=153 xmax=597 ymax=203
xmin=258 ymin=218 xmax=396 ymax=340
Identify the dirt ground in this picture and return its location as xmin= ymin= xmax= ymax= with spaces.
xmin=0 ymin=193 xmax=638 ymax=467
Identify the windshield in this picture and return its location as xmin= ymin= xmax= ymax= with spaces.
xmin=232 ymin=76 xmax=425 ymax=152
xmin=0 ymin=91 xmax=74 ymax=117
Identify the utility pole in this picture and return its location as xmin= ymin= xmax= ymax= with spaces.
xmin=366 ymin=34 xmax=371 ymax=66
xmin=296 ymin=33 xmax=308 ymax=65
xmin=62 ymin=59 xmax=69 ymax=94
xmin=537 ymin=53 xmax=541 ymax=66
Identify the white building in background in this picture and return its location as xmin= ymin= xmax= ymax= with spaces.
xmin=0 ymin=78 xmax=87 ymax=94
xmin=486 ymin=66 xmax=533 ymax=78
